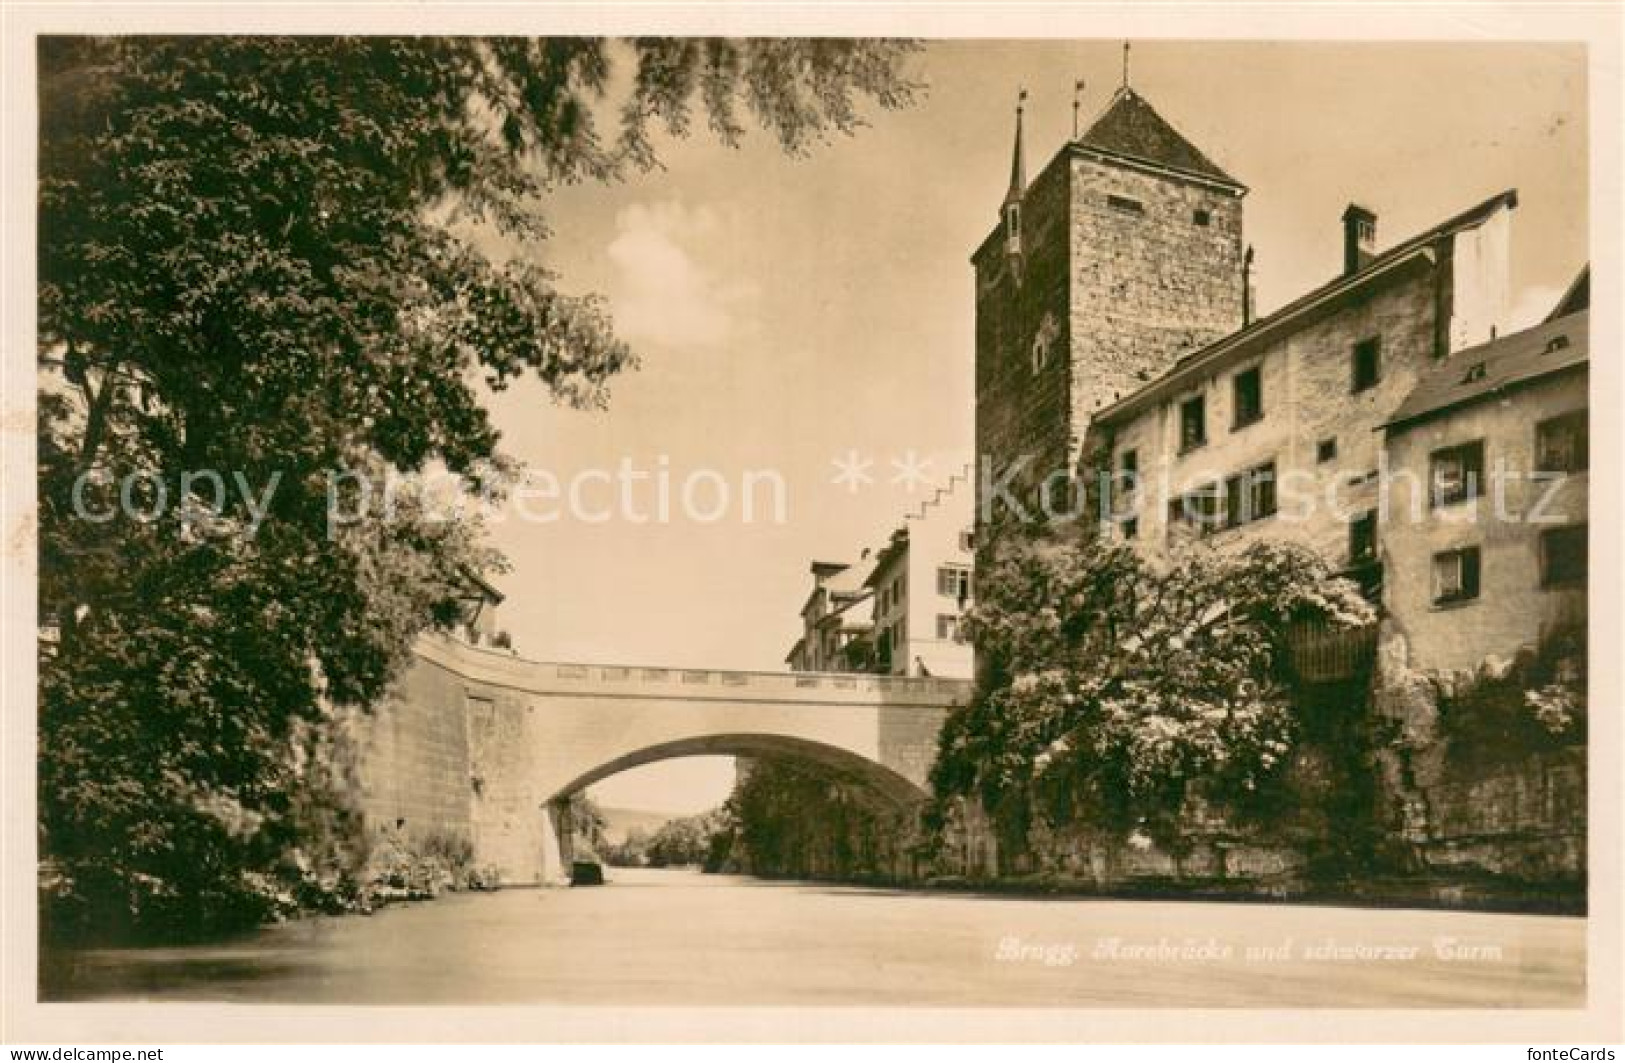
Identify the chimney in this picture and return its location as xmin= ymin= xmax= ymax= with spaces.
xmin=1341 ymin=203 xmax=1377 ymax=275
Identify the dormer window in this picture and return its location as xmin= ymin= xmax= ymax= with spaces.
xmin=1544 ymin=334 xmax=1570 ymax=354
xmin=1461 ymin=362 xmax=1487 ymax=384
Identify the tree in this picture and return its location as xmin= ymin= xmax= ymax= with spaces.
xmin=721 ymin=758 xmax=902 ymax=880
xmin=643 ymin=810 xmax=726 ymax=868
xmin=38 ymin=36 xmax=918 ymax=939
xmin=930 ymin=531 xmax=1376 ymax=861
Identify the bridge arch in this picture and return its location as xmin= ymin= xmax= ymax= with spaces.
xmin=548 ymin=732 xmax=931 ymax=809
xmin=358 ymin=637 xmax=971 ymax=885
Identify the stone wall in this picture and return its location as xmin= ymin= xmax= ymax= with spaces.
xmin=1371 ymin=627 xmax=1587 ymax=885
xmin=1066 ymin=153 xmax=1245 ymax=446
xmin=348 ymin=654 xmax=475 ymax=856
xmin=974 ymin=156 xmax=1076 ymax=511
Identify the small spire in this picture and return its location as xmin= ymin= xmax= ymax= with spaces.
xmin=1004 ymin=87 xmax=1028 ymax=206
xmin=1122 ymin=42 xmax=1131 ymax=89
xmin=1072 ymin=78 xmax=1085 ymax=138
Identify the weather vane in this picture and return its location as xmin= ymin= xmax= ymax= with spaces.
xmin=1073 ymin=78 xmax=1085 ymax=137
xmin=1122 ymin=42 xmax=1132 ymax=88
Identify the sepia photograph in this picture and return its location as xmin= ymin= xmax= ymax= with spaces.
xmin=2 ymin=3 xmax=1621 ymax=1050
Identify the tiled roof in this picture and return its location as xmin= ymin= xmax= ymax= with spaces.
xmin=1076 ymin=87 xmax=1242 ymax=190
xmin=1383 ymin=310 xmax=1588 ymax=431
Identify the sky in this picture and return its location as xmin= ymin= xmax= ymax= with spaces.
xmin=473 ymin=41 xmax=1587 ymax=815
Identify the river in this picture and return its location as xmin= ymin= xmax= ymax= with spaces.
xmin=40 ymin=868 xmax=1584 ymax=1006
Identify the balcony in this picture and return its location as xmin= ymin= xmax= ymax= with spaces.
xmin=1285 ymin=616 xmax=1378 ymax=684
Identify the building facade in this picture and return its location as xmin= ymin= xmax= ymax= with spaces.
xmin=865 ymin=469 xmax=976 ymax=678
xmin=784 ymin=557 xmax=875 ymax=673
xmin=969 ymin=80 xmax=1587 ymax=889
xmin=785 ymin=472 xmax=976 ymax=680
xmin=1091 ymin=191 xmax=1516 ymax=584
xmin=1381 ymin=310 xmax=1589 ymax=675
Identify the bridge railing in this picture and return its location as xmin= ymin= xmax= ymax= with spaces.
xmin=420 ymin=634 xmax=974 ymax=704
xmin=548 ymin=660 xmax=969 ymax=698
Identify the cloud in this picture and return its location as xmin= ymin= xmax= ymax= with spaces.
xmin=606 ymin=201 xmax=756 ymax=349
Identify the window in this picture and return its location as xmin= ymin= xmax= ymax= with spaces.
xmin=1107 ymin=194 xmax=1144 ymax=216
xmin=1432 ymin=546 xmax=1482 ymax=605
xmin=1352 ymin=337 xmax=1382 ymax=393
xmin=1232 ymin=365 xmax=1263 ymax=429
xmin=1223 ymin=461 xmax=1277 ymax=529
xmin=1348 ymin=510 xmax=1378 ymax=565
xmin=1115 ymin=448 xmax=1140 ymax=508
xmin=1193 ymin=208 xmax=1211 ymax=226
xmin=1317 ymin=437 xmax=1338 ymax=463
xmin=1168 ymin=483 xmax=1222 ymax=535
xmin=1536 ymin=411 xmax=1588 ymax=474
xmin=936 ymin=614 xmax=962 ymax=642
xmin=1544 ymin=334 xmax=1571 ymax=354
xmin=1179 ymin=394 xmax=1207 ymax=452
xmin=1541 ymin=525 xmax=1587 ymax=588
xmin=1461 ymin=361 xmax=1487 ymax=384
xmin=1121 ymin=516 xmax=1139 ymax=541
xmin=937 ymin=566 xmax=971 ymax=601
xmin=1430 ymin=440 xmax=1485 ymax=508
xmin=958 ymin=529 xmax=975 ymax=553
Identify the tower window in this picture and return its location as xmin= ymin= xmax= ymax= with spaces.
xmin=1193 ymin=208 xmax=1211 ymax=226
xmin=1351 ymin=337 xmax=1382 ymax=392
xmin=1317 ymin=437 xmax=1338 ymax=463
xmin=1107 ymin=194 xmax=1145 ymax=216
xmin=1232 ymin=365 xmax=1264 ymax=429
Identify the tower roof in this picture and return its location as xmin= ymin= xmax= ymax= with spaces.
xmin=1076 ymin=87 xmax=1243 ymax=190
xmin=1004 ymin=92 xmax=1028 ymax=207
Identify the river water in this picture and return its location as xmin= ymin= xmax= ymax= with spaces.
xmin=40 ymin=868 xmax=1584 ymax=1007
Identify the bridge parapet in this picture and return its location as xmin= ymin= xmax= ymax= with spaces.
xmin=416 ymin=636 xmax=974 ymax=707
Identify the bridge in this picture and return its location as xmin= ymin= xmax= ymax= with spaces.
xmin=347 ymin=635 xmax=973 ymax=884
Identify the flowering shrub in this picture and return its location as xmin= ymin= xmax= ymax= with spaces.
xmin=930 ymin=532 xmax=1376 ymax=853
xmin=1437 ymin=622 xmax=1587 ymax=764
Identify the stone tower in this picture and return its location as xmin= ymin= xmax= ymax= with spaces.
xmin=973 ymin=85 xmax=1247 ymax=522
